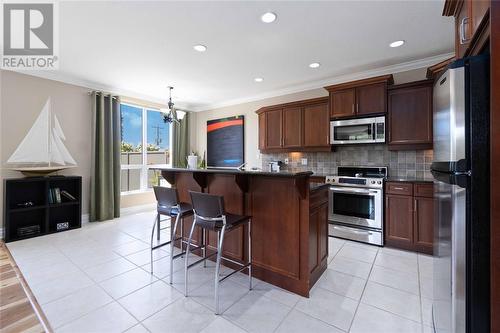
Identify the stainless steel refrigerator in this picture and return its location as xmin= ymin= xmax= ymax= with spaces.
xmin=431 ymin=54 xmax=490 ymax=333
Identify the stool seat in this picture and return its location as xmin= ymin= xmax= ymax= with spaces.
xmin=195 ymin=213 xmax=250 ymax=231
xmin=157 ymin=202 xmax=193 ymax=217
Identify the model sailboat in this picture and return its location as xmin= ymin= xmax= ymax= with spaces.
xmin=7 ymin=98 xmax=77 ymax=176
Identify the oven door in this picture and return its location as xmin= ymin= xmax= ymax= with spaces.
xmin=328 ymin=186 xmax=382 ymax=229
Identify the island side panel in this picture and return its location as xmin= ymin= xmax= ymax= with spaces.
xmin=172 ymin=172 xmax=203 ymax=249
xmin=205 ymin=174 xmax=247 ymax=264
xmin=250 ymin=176 xmax=309 ymax=296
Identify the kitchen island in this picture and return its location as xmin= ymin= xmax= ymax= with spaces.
xmin=155 ymin=167 xmax=329 ymax=297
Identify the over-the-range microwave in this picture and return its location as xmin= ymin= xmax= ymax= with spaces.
xmin=330 ymin=116 xmax=385 ymax=145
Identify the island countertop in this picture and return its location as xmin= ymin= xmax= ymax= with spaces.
xmin=157 ymin=167 xmax=328 ymax=297
xmin=150 ymin=166 xmax=313 ymax=178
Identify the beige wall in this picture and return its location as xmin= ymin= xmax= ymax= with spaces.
xmin=193 ymin=67 xmax=428 ymax=168
xmin=0 ymin=71 xmax=163 ymax=231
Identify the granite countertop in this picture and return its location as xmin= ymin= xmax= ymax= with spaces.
xmin=151 ymin=167 xmax=313 ymax=178
xmin=386 ymin=176 xmax=434 ymax=183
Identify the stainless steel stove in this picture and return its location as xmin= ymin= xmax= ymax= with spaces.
xmin=326 ymin=166 xmax=387 ymax=246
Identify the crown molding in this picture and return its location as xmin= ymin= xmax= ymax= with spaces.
xmin=193 ymin=52 xmax=454 ymax=112
xmin=7 ymin=52 xmax=454 ymax=113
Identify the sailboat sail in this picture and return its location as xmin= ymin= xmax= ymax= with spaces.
xmin=52 ymin=117 xmax=76 ymax=165
xmin=7 ymin=100 xmax=50 ymax=164
xmin=7 ymin=98 xmax=77 ymax=167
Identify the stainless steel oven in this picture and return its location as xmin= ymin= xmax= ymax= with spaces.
xmin=329 ymin=186 xmax=382 ymax=229
xmin=326 ymin=166 xmax=386 ymax=246
xmin=330 ymin=116 xmax=385 ymax=145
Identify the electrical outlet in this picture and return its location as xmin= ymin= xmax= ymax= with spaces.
xmin=301 ymin=158 xmax=308 ymax=165
xmin=284 ymin=158 xmax=289 ymax=164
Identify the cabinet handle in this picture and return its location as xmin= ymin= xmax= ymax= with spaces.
xmin=394 ymin=187 xmax=404 ymax=190
xmin=356 ymin=103 xmax=359 ymax=113
xmin=352 ymin=104 xmax=355 ymax=114
xmin=414 ymin=199 xmax=417 ymax=212
xmin=460 ymin=17 xmax=470 ymax=45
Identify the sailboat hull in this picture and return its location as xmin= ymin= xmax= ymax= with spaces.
xmin=9 ymin=166 xmax=76 ymax=177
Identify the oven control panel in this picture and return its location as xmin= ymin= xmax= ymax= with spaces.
xmin=325 ymin=175 xmax=384 ymax=189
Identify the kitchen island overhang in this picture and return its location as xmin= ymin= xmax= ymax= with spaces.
xmin=153 ymin=167 xmax=329 ymax=297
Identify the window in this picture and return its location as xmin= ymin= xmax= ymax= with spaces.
xmin=120 ymin=103 xmax=172 ymax=193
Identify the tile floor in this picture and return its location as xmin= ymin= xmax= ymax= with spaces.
xmin=6 ymin=211 xmax=434 ymax=333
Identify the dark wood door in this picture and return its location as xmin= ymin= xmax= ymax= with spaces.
xmin=330 ymin=89 xmax=355 ymax=119
xmin=356 ymin=83 xmax=386 ymax=116
xmin=265 ymin=109 xmax=283 ymax=149
xmin=308 ymin=202 xmax=328 ymax=274
xmin=414 ymin=196 xmax=434 ymax=254
xmin=303 ymin=103 xmax=329 ymax=147
xmin=471 ymin=0 xmax=489 ymax=34
xmin=282 ymin=107 xmax=302 ymax=148
xmin=388 ymin=83 xmax=433 ymax=150
xmin=385 ymin=194 xmax=414 ymax=249
xmin=317 ymin=202 xmax=328 ymax=269
xmin=258 ymin=113 xmax=266 ymax=150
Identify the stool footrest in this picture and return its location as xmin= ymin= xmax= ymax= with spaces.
xmin=187 ymin=252 xmax=218 ymax=269
xmin=172 ymin=251 xmax=186 ymax=259
xmin=219 ymin=263 xmax=251 ymax=283
xmin=151 ymin=241 xmax=171 ymax=250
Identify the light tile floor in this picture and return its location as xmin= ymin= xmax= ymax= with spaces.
xmin=6 ymin=211 xmax=434 ymax=333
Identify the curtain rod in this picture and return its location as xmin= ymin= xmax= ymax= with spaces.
xmin=88 ymin=91 xmax=119 ymax=99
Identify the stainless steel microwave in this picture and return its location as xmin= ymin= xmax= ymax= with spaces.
xmin=330 ymin=116 xmax=385 ymax=145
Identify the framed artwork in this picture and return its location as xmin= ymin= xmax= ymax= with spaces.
xmin=207 ymin=115 xmax=244 ymax=168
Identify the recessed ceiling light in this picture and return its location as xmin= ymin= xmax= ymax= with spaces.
xmin=389 ymin=40 xmax=405 ymax=48
xmin=309 ymin=62 xmax=320 ymax=68
xmin=193 ymin=44 xmax=207 ymax=52
xmin=261 ymin=12 xmax=277 ymax=23
xmin=254 ymin=77 xmax=264 ymax=82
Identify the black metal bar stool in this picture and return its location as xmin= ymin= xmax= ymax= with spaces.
xmin=185 ymin=191 xmax=252 ymax=315
xmin=150 ymin=186 xmax=193 ymax=276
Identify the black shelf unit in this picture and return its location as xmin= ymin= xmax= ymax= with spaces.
xmin=4 ymin=176 xmax=82 ymax=242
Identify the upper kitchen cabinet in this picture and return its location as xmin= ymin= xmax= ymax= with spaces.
xmin=387 ymin=80 xmax=433 ymax=151
xmin=325 ymin=75 xmax=394 ymax=119
xmin=443 ymin=0 xmax=490 ymax=59
xmin=303 ymin=102 xmax=330 ymax=147
xmin=256 ymin=97 xmax=330 ymax=153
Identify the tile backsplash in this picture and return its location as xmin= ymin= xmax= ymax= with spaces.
xmin=262 ymin=145 xmax=433 ymax=179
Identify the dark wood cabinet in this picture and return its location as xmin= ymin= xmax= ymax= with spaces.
xmin=330 ymin=89 xmax=355 ymax=118
xmin=388 ymin=80 xmax=433 ymax=150
xmin=386 ymin=194 xmax=414 ymax=247
xmin=283 ymin=107 xmax=302 ymax=148
xmin=304 ymin=103 xmax=329 ymax=147
xmin=308 ymin=187 xmax=329 ymax=286
xmin=385 ymin=182 xmax=434 ymax=254
xmin=265 ymin=109 xmax=283 ymax=149
xmin=325 ymin=75 xmax=393 ymax=120
xmin=356 ymin=83 xmax=387 ymax=116
xmin=443 ymin=0 xmax=490 ymax=59
xmin=256 ymin=97 xmax=330 ymax=152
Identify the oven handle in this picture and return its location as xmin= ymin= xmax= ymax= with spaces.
xmin=333 ymin=225 xmax=374 ymax=235
xmin=330 ymin=187 xmax=380 ymax=195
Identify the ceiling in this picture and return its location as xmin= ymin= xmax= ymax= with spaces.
xmin=27 ymin=1 xmax=453 ymax=111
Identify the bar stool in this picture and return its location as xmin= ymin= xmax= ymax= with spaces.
xmin=150 ymin=186 xmax=193 ymax=275
xmin=185 ymin=191 xmax=252 ymax=315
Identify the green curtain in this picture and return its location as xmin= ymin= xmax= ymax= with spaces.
xmin=90 ymin=92 xmax=121 ymax=221
xmin=172 ymin=112 xmax=190 ymax=167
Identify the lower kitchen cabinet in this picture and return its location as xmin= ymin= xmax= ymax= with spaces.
xmin=385 ymin=182 xmax=434 ymax=254
xmin=309 ymin=187 xmax=329 ymax=286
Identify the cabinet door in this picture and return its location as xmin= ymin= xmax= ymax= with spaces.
xmin=265 ymin=109 xmax=283 ymax=149
xmin=414 ymin=196 xmax=434 ymax=254
xmin=456 ymin=0 xmax=471 ymax=59
xmin=472 ymin=0 xmax=489 ymax=34
xmin=303 ymin=103 xmax=329 ymax=147
xmin=356 ymin=83 xmax=386 ymax=116
xmin=309 ymin=202 xmax=328 ymax=274
xmin=388 ymin=85 xmax=433 ymax=149
xmin=385 ymin=194 xmax=414 ymax=248
xmin=330 ymin=89 xmax=355 ymax=119
xmin=282 ymin=107 xmax=303 ymax=148
xmin=258 ymin=113 xmax=266 ymax=150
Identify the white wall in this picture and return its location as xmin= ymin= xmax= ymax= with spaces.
xmin=192 ymin=67 xmax=428 ymax=168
